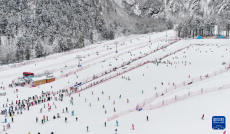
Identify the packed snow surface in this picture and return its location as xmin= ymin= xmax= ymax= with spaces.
xmin=0 ymin=31 xmax=230 ymax=134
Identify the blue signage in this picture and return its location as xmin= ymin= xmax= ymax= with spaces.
xmin=212 ymin=116 xmax=226 ymax=130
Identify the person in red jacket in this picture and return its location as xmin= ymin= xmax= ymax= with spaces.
xmin=201 ymin=114 xmax=204 ymax=120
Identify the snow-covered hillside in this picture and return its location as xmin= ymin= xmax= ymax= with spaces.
xmin=0 ymin=31 xmax=229 ymax=134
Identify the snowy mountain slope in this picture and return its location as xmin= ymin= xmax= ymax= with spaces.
xmin=0 ymin=31 xmax=230 ymax=133
xmin=1 ymin=35 xmax=230 ymax=134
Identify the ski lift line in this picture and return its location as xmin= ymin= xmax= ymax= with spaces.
xmin=63 ymin=39 xmax=181 ymax=88
xmin=81 ymin=37 xmax=177 ymax=66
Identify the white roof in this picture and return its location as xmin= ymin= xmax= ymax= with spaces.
xmin=18 ymin=79 xmax=25 ymax=83
xmin=31 ymin=76 xmax=47 ymax=81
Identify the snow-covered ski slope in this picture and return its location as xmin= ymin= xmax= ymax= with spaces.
xmin=1 ymin=30 xmax=230 ymax=134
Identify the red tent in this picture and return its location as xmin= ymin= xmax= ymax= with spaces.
xmin=23 ymin=72 xmax=34 ymax=76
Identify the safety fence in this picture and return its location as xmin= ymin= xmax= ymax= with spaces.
xmin=61 ymin=39 xmax=181 ymax=89
xmin=142 ymin=83 xmax=230 ymax=110
xmin=107 ymin=66 xmax=230 ymax=121
xmin=136 ymin=67 xmax=230 ymax=110
xmin=0 ymin=32 xmax=174 ymax=75
xmin=2 ymin=36 xmax=176 ymax=80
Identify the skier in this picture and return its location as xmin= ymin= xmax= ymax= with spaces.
xmin=201 ymin=114 xmax=204 ymax=120
xmin=147 ymin=116 xmax=148 ymax=121
xmin=116 ymin=120 xmax=118 ymax=126
xmin=109 ymin=96 xmax=110 ymax=100
xmin=44 ymin=104 xmax=45 ymax=108
xmin=155 ymin=87 xmax=156 ymax=90
xmin=223 ymin=131 xmax=226 ymax=134
xmin=98 ymin=97 xmax=99 ymax=101
xmin=36 ymin=117 xmax=38 ymax=123
xmin=65 ymin=117 xmax=67 ymax=122
xmin=114 ymin=108 xmax=116 ymax=112
xmin=28 ymin=132 xmax=31 ymax=134
xmin=119 ymin=95 xmax=121 ymax=98
xmin=11 ymin=115 xmax=13 ymax=122
xmin=103 ymin=105 xmax=105 ymax=108
xmin=132 ymin=124 xmax=134 ymax=130
xmin=102 ymin=91 xmax=104 ymax=94
xmin=66 ymin=107 xmax=68 ymax=113
xmin=87 ymin=126 xmax=89 ymax=131
xmin=115 ymin=129 xmax=118 ymax=134
xmin=89 ymin=103 xmax=91 ymax=107
xmin=113 ymin=101 xmax=115 ymax=104
xmin=76 ymin=117 xmax=78 ymax=121
xmin=79 ymin=93 xmax=80 ymax=97
xmin=46 ymin=116 xmax=48 ymax=121
xmin=127 ymin=99 xmax=129 ymax=103
xmin=85 ymin=98 xmax=87 ymax=102
xmin=43 ymin=116 xmax=46 ymax=123
xmin=142 ymin=90 xmax=144 ymax=94
xmin=105 ymin=122 xmax=106 ymax=127
xmin=161 ymin=82 xmax=163 ymax=85
xmin=92 ymin=91 xmax=93 ymax=95
xmin=105 ymin=109 xmax=107 ymax=114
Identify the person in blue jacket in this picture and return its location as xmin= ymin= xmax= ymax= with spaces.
xmin=87 ymin=126 xmax=89 ymax=131
xmin=116 ymin=120 xmax=118 ymax=126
